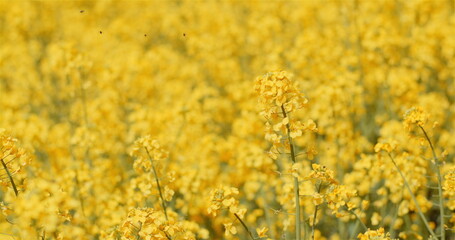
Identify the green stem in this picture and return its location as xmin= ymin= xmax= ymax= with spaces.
xmin=349 ymin=209 xmax=367 ymax=231
xmin=281 ymin=105 xmax=301 ymax=240
xmin=234 ymin=213 xmax=255 ymax=240
xmin=387 ymin=153 xmax=437 ymax=239
xmin=74 ymin=170 xmax=86 ymax=217
xmin=1 ymin=158 xmax=18 ymax=196
xmin=136 ymin=222 xmax=142 ymax=240
xmin=419 ymin=126 xmax=445 ymax=240
xmin=261 ymin=186 xmax=275 ymax=238
xmin=311 ymin=183 xmax=322 ymax=240
xmin=144 ymin=148 xmax=169 ymax=221
xmin=294 ymin=177 xmax=301 ymax=240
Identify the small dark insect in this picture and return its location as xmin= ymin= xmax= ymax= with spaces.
xmin=144 ymin=34 xmax=147 ymax=37
xmin=80 ymin=10 xmax=84 ymax=13
xmin=183 ymin=33 xmax=186 ymax=37
xmin=100 ymin=31 xmax=103 ymax=34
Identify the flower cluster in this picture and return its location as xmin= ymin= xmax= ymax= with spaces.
xmin=130 ymin=136 xmax=169 ymax=173
xmin=6 ymin=178 xmax=80 ymax=238
xmin=306 ymin=164 xmax=357 ymax=217
xmin=120 ymin=208 xmax=208 ymax=240
xmin=0 ymin=129 xmax=31 ymax=195
xmin=130 ymin=136 xmax=175 ymax=213
xmin=444 ymin=167 xmax=455 ymax=216
xmin=444 ymin=168 xmax=455 ymax=195
xmin=374 ymin=141 xmax=398 ymax=154
xmin=357 ymin=228 xmax=396 ymax=240
xmin=254 ymin=71 xmax=308 ymax=118
xmin=207 ymin=186 xmax=248 ymax=237
xmin=403 ymin=107 xmax=430 ymax=134
xmin=306 ymin=164 xmax=339 ymax=186
xmin=255 ymin=71 xmax=317 ymax=160
xmin=207 ymin=186 xmax=246 ymax=218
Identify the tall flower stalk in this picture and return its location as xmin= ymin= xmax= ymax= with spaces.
xmin=403 ymin=107 xmax=445 ymax=239
xmin=373 ymin=107 xmax=446 ymax=240
xmin=374 ymin=140 xmax=437 ymax=239
xmin=419 ymin=126 xmax=445 ymax=240
xmin=255 ymin=71 xmax=317 ymax=240
xmin=130 ymin=136 xmax=172 ymax=221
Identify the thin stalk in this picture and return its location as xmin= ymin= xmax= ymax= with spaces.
xmin=1 ymin=158 xmax=18 ymax=196
xmin=72 ymin=74 xmax=92 ymax=168
xmin=69 ymin=136 xmax=87 ymax=218
xmin=347 ymin=204 xmax=370 ymax=240
xmin=74 ymin=170 xmax=86 ymax=217
xmin=311 ymin=183 xmax=322 ymax=240
xmin=419 ymin=126 xmax=445 ymax=240
xmin=294 ymin=177 xmax=301 ymax=240
xmin=281 ymin=105 xmax=301 ymax=240
xmin=136 ymin=222 xmax=142 ymax=240
xmin=349 ymin=216 xmax=360 ymax=240
xmin=144 ymin=148 xmax=169 ymax=221
xmin=387 ymin=153 xmax=437 ymax=239
xmin=311 ymin=205 xmax=318 ymax=240
xmin=5 ymin=217 xmax=14 ymax=225
xmin=349 ymin=209 xmax=368 ymax=231
xmin=159 ymin=227 xmax=172 ymax=240
xmin=78 ymin=75 xmax=89 ymax=128
xmin=0 ymin=152 xmax=14 ymax=164
xmin=280 ymin=106 xmax=297 ymax=164
xmin=234 ymin=213 xmax=255 ymax=240
xmin=261 ymin=186 xmax=276 ymax=238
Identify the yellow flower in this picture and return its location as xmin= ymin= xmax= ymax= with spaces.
xmin=222 ymin=197 xmax=236 ymax=207
xmin=371 ymin=212 xmax=382 ymax=225
xmin=256 ymin=227 xmax=269 ymax=238
xmin=306 ymin=146 xmax=318 ymax=160
xmin=224 ymin=223 xmax=237 ymax=236
xmin=164 ymin=186 xmax=174 ymax=201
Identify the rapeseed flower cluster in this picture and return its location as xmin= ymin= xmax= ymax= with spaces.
xmin=306 ymin=164 xmax=357 ymax=218
xmin=0 ymin=129 xmax=31 ymax=195
xmin=119 ymin=208 xmax=208 ymax=240
xmin=357 ymin=228 xmax=395 ymax=240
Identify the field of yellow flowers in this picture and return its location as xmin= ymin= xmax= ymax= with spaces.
xmin=1 ymin=0 xmax=454 ymax=239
